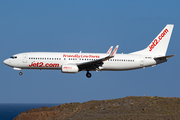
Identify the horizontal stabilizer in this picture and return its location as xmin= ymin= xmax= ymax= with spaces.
xmin=154 ymin=55 xmax=175 ymax=60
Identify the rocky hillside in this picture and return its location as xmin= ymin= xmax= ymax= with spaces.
xmin=14 ymin=96 xmax=180 ymax=120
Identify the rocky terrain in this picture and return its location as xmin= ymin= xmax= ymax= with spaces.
xmin=14 ymin=96 xmax=180 ymax=120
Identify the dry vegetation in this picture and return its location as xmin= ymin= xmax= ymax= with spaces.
xmin=14 ymin=96 xmax=180 ymax=120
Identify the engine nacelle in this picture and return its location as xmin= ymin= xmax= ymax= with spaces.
xmin=61 ymin=65 xmax=79 ymax=73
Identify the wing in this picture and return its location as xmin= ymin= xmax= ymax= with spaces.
xmin=77 ymin=45 xmax=119 ymax=71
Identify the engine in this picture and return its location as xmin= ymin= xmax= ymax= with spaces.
xmin=61 ymin=65 xmax=79 ymax=73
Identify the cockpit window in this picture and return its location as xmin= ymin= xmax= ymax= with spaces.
xmin=10 ymin=56 xmax=17 ymax=59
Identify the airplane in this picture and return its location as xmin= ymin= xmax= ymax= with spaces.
xmin=3 ymin=24 xmax=174 ymax=78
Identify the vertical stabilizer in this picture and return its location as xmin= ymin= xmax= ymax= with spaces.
xmin=131 ymin=24 xmax=174 ymax=56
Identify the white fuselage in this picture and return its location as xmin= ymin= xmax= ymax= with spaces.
xmin=3 ymin=52 xmax=157 ymax=71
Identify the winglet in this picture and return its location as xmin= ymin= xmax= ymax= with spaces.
xmin=107 ymin=46 xmax=113 ymax=54
xmin=110 ymin=45 xmax=119 ymax=56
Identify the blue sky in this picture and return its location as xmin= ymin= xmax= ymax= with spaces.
xmin=0 ymin=0 xmax=180 ymax=103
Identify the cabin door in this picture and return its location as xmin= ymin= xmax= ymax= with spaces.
xmin=140 ymin=57 xmax=144 ymax=67
xmin=23 ymin=54 xmax=28 ymax=63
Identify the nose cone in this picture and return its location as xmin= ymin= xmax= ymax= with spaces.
xmin=3 ymin=59 xmax=9 ymax=66
xmin=3 ymin=59 xmax=7 ymax=64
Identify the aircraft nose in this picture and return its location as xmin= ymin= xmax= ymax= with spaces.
xmin=3 ymin=59 xmax=9 ymax=65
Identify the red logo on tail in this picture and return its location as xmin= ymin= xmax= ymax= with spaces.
xmin=149 ymin=29 xmax=169 ymax=51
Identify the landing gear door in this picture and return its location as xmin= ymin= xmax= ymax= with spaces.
xmin=23 ymin=54 xmax=28 ymax=63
